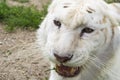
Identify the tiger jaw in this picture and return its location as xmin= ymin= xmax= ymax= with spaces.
xmin=50 ymin=54 xmax=88 ymax=77
xmin=55 ymin=64 xmax=81 ymax=77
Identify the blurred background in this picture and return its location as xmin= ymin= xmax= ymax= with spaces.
xmin=0 ymin=0 xmax=119 ymax=80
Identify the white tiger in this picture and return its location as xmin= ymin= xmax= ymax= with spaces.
xmin=37 ymin=0 xmax=120 ymax=80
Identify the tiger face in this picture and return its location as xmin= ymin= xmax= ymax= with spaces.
xmin=37 ymin=0 xmax=120 ymax=79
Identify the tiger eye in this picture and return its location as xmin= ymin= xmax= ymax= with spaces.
xmin=82 ymin=27 xmax=94 ymax=33
xmin=53 ymin=20 xmax=61 ymax=28
xmin=80 ymin=27 xmax=94 ymax=37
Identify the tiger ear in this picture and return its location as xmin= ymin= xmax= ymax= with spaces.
xmin=109 ymin=3 xmax=120 ymax=24
xmin=100 ymin=2 xmax=120 ymax=27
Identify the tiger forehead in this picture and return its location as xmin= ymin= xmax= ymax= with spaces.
xmin=63 ymin=2 xmax=72 ymax=7
xmin=57 ymin=10 xmax=107 ymax=29
xmin=50 ymin=0 xmax=109 ymax=29
xmin=57 ymin=7 xmax=96 ymax=28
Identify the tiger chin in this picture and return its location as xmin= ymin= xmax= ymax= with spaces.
xmin=37 ymin=0 xmax=120 ymax=80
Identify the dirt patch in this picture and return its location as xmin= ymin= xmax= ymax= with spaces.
xmin=0 ymin=0 xmax=52 ymax=79
xmin=0 ymin=43 xmax=50 ymax=80
xmin=0 ymin=24 xmax=50 ymax=80
xmin=0 ymin=23 xmax=50 ymax=80
xmin=0 ymin=24 xmax=35 ymax=52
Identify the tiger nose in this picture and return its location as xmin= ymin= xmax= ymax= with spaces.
xmin=54 ymin=53 xmax=73 ymax=63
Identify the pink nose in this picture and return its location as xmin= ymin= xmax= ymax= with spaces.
xmin=54 ymin=53 xmax=73 ymax=63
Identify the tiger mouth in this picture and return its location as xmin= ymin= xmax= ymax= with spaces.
xmin=55 ymin=64 xmax=81 ymax=77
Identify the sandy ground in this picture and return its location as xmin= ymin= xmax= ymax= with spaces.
xmin=0 ymin=0 xmax=51 ymax=80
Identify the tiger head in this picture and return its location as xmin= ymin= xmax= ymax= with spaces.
xmin=37 ymin=0 xmax=120 ymax=78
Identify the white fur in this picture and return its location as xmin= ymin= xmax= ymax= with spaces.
xmin=37 ymin=0 xmax=120 ymax=80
